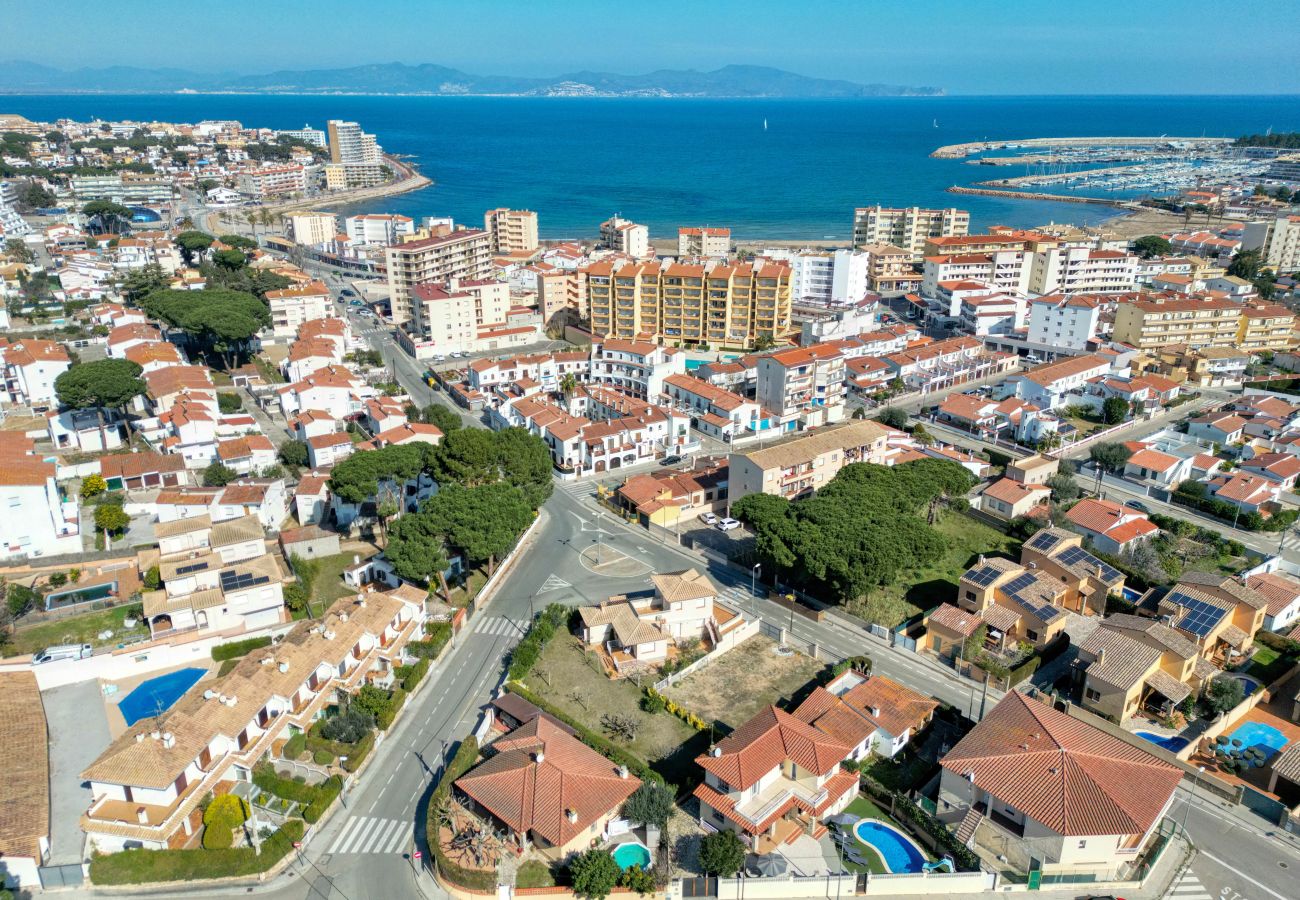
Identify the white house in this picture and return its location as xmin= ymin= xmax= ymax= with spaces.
xmin=0 ymin=437 xmax=80 ymax=560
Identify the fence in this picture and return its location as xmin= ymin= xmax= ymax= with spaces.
xmin=653 ymin=616 xmax=761 ymax=690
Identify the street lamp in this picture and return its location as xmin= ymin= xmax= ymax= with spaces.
xmin=751 ymin=563 xmax=761 ymax=596
xmin=1180 ymin=765 xmax=1205 ymax=835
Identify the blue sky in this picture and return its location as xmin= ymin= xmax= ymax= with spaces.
xmin=9 ymin=0 xmax=1299 ymax=94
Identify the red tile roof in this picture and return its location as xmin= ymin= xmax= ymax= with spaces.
xmin=696 ymin=705 xmax=851 ymax=790
xmin=941 ymin=692 xmax=1181 ymax=837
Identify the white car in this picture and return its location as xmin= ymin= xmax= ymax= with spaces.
xmin=700 ymin=512 xmax=719 ymax=525
xmin=432 ymin=353 xmax=446 ymax=362
xmin=716 ymin=517 xmax=741 ymax=532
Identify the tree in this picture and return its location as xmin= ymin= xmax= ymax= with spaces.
xmin=424 ymin=482 xmax=534 ymax=576
xmin=143 ymin=565 xmax=162 ymax=591
xmin=279 ymin=439 xmax=309 ymax=468
xmin=1226 ymin=249 xmax=1263 ymax=281
xmin=174 ymin=230 xmax=215 ymax=266
xmin=4 ymin=237 xmax=33 ymax=264
xmin=569 ymin=848 xmax=620 ymax=900
xmin=1101 ymin=396 xmax=1129 ymax=425
xmin=422 ymin=404 xmax=461 ymax=434
xmin=80 ymin=473 xmax=108 ymax=499
xmin=752 ymin=334 xmax=776 ymax=352
xmin=559 ymin=372 xmax=578 ymax=401
xmin=1131 ymin=235 xmax=1172 ymax=259
xmin=431 ymin=427 xmax=500 ymax=487
xmin=212 ymin=247 xmax=248 ymax=270
xmin=202 ymin=794 xmax=249 ymax=850
xmin=1046 ymin=472 xmax=1081 ymax=502
xmin=202 ymin=462 xmax=237 ymax=487
xmin=1090 ymin=442 xmax=1132 ymax=474
xmin=321 ymin=707 xmax=374 ymax=743
xmin=4 ymin=582 xmax=39 ymax=619
xmin=82 ymin=200 xmax=131 ymax=235
xmin=283 ymin=581 xmax=309 ymax=613
xmin=220 ymin=233 xmax=258 ymax=252
xmin=118 ymin=262 xmax=169 ymax=302
xmin=699 ymin=829 xmax=746 ymax=877
xmin=16 ymin=179 xmax=57 ymax=210
xmin=353 ymin=684 xmax=393 ymax=719
xmin=910 ymin=423 xmax=935 ymax=446
xmin=385 ymin=510 xmax=453 ymax=598
xmin=139 ymin=289 xmax=270 ymax=369
xmin=1202 ymin=676 xmax=1244 ymax=716
xmin=54 ymin=358 xmax=145 ymax=448
xmin=875 ymin=406 xmax=908 ymax=430
xmin=622 ymin=780 xmax=675 ymax=829
xmin=94 ymin=503 xmax=130 ymax=541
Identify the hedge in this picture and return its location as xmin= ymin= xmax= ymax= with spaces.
xmin=859 ymin=775 xmax=980 ymax=872
xmin=211 ymin=636 xmax=273 ymax=662
xmin=283 ymin=732 xmax=306 ymax=760
xmin=406 ymin=622 xmax=453 ymax=659
xmin=400 ymin=657 xmax=430 ymax=692
xmin=506 ymin=682 xmax=662 ymax=784
xmin=505 ymin=603 xmax=570 ymax=682
xmin=303 ymin=776 xmax=343 ymax=823
xmin=89 ymin=819 xmax=303 ymax=885
xmin=377 ymin=685 xmax=408 ymax=730
xmin=306 ymin=721 xmax=375 ymax=773
xmin=1008 ymin=654 xmax=1040 ymax=686
xmin=424 ymin=736 xmax=497 ymax=893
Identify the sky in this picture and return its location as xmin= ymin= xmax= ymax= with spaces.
xmin=8 ymin=0 xmax=1300 ymax=95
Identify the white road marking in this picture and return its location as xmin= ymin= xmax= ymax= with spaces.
xmin=1199 ymin=849 xmax=1289 ymax=900
xmin=337 ymin=816 xmax=374 ymax=854
xmin=385 ymin=821 xmax=411 ymax=854
xmin=327 ymin=816 xmax=364 ymax=854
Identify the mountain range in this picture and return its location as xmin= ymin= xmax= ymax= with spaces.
xmin=0 ymin=61 xmax=942 ymax=98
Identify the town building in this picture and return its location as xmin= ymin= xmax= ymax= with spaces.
xmin=677 ymin=227 xmax=730 ymax=257
xmin=852 ymin=205 xmax=970 ymax=258
xmin=1246 ymin=570 xmax=1300 ymax=632
xmin=1265 ymin=215 xmax=1300 ymax=273
xmin=236 ymin=165 xmax=306 ymax=200
xmin=285 ymin=212 xmax=337 ymax=247
xmin=599 ymin=216 xmax=649 ymax=258
xmin=793 ymin=669 xmax=937 ymax=761
xmin=344 ymin=214 xmax=414 ymax=246
xmin=0 ymin=339 xmax=71 ymax=408
xmin=938 ymin=691 xmax=1181 ymax=880
xmin=1063 ymin=498 xmax=1159 ymax=554
xmin=1026 ymin=293 xmax=1103 ymax=351
xmin=755 ymin=343 xmax=846 ymax=430
xmin=1077 ymin=615 xmax=1218 ymax=722
xmin=1113 ymin=295 xmax=1249 ymax=351
xmin=484 ymin=208 xmax=539 ymax=254
xmin=727 ymin=419 xmax=893 ymax=504
xmin=0 ymin=670 xmax=48 ymax=888
xmin=266 ymin=282 xmax=334 ymax=338
xmin=589 ymin=338 xmax=686 ymax=399
xmin=0 ymin=434 xmax=80 ymax=560
xmin=384 ymin=229 xmax=494 ymax=325
xmin=1028 ymin=246 xmax=1138 ymax=294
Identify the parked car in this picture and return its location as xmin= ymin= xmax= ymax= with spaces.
xmin=716 ymin=517 xmax=741 ymax=532
xmin=661 ymin=454 xmax=683 ymax=466
xmin=340 ymin=288 xmax=356 ymax=297
xmin=700 ymin=512 xmax=719 ymax=525
xmin=33 ymin=643 xmax=93 ymax=664
xmin=1124 ymin=500 xmax=1150 ymax=513
xmin=432 ymin=353 xmax=446 ymax=362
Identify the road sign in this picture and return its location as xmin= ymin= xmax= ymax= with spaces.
xmin=413 ymin=850 xmax=423 ymax=860
xmin=292 ymin=842 xmax=302 ymax=849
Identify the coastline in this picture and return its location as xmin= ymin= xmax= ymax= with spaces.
xmin=931 ymin=135 xmax=1234 ymax=159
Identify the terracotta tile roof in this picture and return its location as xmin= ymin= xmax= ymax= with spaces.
xmin=981 ymin=604 xmax=1022 ymax=633
xmin=697 ymin=705 xmax=851 ymax=790
xmin=455 ymin=716 xmax=639 ymax=847
xmin=1065 ymin=499 xmax=1158 ymax=545
xmin=928 ymin=603 xmax=982 ymax=637
xmin=1126 ymin=448 xmax=1180 ymax=473
xmin=0 ymin=672 xmax=48 ymax=860
xmin=650 ymin=568 xmax=716 ymax=604
xmin=1246 ymin=572 xmax=1300 ymax=617
xmin=941 ymin=692 xmax=1182 ymax=837
xmin=984 ymin=477 xmax=1050 ymax=505
xmin=739 ymin=420 xmax=890 ymax=472
xmin=1022 ymin=354 xmax=1110 ymax=387
xmin=0 ymin=454 xmax=55 ymax=486
xmin=838 ymin=676 xmax=938 ymax=738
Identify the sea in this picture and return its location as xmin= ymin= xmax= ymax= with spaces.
xmin=4 ymin=93 xmax=1299 ymax=239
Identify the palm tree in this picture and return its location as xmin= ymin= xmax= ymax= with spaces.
xmin=244 ymin=209 xmax=260 ymax=243
xmin=559 ymin=372 xmax=577 ymax=401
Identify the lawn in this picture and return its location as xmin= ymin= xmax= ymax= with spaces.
xmin=843 ymin=511 xmax=1021 ymax=628
xmin=662 ymin=636 xmax=822 ymax=732
xmin=5 ymin=603 xmax=149 ymax=657
xmin=527 ymin=633 xmax=704 ymax=785
xmin=834 ymin=795 xmax=934 ymax=875
xmin=1246 ymin=646 xmax=1297 ymax=685
xmin=291 ymin=552 xmax=360 ymax=619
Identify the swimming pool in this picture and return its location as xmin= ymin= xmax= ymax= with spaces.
xmin=1136 ymin=731 xmax=1190 ymax=752
xmin=1227 ymin=721 xmax=1289 ymax=759
xmin=118 ymin=667 xmax=207 ymax=726
xmin=611 ymin=841 xmax=651 ymax=871
xmin=854 ymin=819 xmax=927 ymax=874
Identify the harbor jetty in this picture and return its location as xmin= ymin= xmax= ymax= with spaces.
xmin=931 ymin=135 xmax=1233 ymax=159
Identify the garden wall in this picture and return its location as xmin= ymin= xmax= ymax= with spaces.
xmin=713 ymin=873 xmax=857 ymax=899
xmin=1180 ymin=660 xmax=1300 ymax=761
xmin=861 ymin=870 xmax=996 ymax=895
xmin=653 ymin=614 xmax=760 ymax=691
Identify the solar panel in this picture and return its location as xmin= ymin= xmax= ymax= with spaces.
xmin=175 ymin=561 xmax=209 ymax=575
xmin=966 ymin=566 xmax=1001 ymax=587
xmin=1052 ymin=545 xmax=1124 ymax=583
xmin=1166 ymin=591 xmax=1226 ymax=637
xmin=1056 ymin=545 xmax=1090 ymax=567
xmin=1002 ymin=572 xmax=1037 ymax=597
xmin=220 ymin=570 xmax=271 ymax=592
xmin=1027 ymin=531 xmax=1062 ymax=552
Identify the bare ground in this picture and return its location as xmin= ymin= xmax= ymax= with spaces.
xmin=662 ymin=635 xmax=823 ymax=731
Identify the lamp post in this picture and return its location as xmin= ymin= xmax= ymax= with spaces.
xmin=1180 ymin=766 xmax=1204 ymax=835
xmin=751 ymin=563 xmax=761 ymax=597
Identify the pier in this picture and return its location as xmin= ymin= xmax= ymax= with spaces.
xmin=931 ymin=135 xmax=1233 ymax=159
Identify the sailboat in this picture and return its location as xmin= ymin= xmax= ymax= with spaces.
xmin=933 ymin=118 xmax=939 ymax=128
xmin=763 ymin=118 xmax=768 ymax=131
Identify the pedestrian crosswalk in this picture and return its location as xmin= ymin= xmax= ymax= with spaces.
xmin=472 ymin=615 xmax=524 ymax=637
xmin=326 ymin=816 xmax=411 ymax=856
xmin=1167 ymin=867 xmax=1212 ymax=900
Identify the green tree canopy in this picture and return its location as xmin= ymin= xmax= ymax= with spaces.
xmin=570 ymin=848 xmax=620 ymax=900
xmin=54 ymin=358 xmax=144 ymax=443
xmin=699 ymin=829 xmax=746 ymax=877
xmin=1226 ymin=249 xmax=1263 ymax=281
xmin=327 ymin=443 xmax=430 ymax=504
xmin=622 ymin=780 xmax=676 ymax=829
xmin=82 ymin=200 xmax=131 ymax=234
xmin=1101 ymin=396 xmax=1129 ymax=425
xmin=1131 ymin=235 xmax=1171 ymax=259
xmin=422 ymin=481 xmax=534 ymax=575
xmin=385 ymin=509 xmax=452 ymax=588
xmin=1089 ymin=441 xmax=1132 ymax=473
xmin=422 ymin=403 xmax=462 ymax=434
xmin=94 ymin=503 xmax=130 ymax=537
xmin=875 ymin=406 xmax=908 ymax=429
xmin=219 ymin=233 xmax=258 ymax=251
xmin=202 ymin=462 xmax=237 ymax=487
xmin=212 ymin=248 xmax=248 ymax=271
xmin=279 ymin=439 xmax=309 ymax=468
xmin=118 ymin=262 xmax=169 ymax=302
xmin=174 ymin=230 xmax=215 ymax=265
xmin=139 ymin=289 xmax=270 ymax=369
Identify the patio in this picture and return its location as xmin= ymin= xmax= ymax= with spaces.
xmin=1189 ymin=679 xmax=1300 ymax=798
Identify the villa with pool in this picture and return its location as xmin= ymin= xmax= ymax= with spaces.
xmin=938 ymin=691 xmax=1182 ymax=881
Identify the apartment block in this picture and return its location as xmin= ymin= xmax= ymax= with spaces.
xmin=1028 ymin=246 xmax=1138 ymax=294
xmin=236 ymin=165 xmax=306 ymax=200
xmin=727 ymin=419 xmax=893 ymax=504
xmin=1112 ymin=295 xmax=1255 ymax=350
xmin=345 ymin=214 xmax=414 ymax=246
xmin=756 ymin=343 xmax=847 ymax=429
xmin=0 ymin=435 xmax=80 ymax=560
xmin=585 ymin=258 xmax=792 ymax=349
xmin=266 ymin=282 xmax=334 ymax=338
xmin=1027 ymin=293 xmax=1103 ymax=351
xmin=384 ymin=229 xmax=494 ymax=325
xmin=1265 ymin=215 xmax=1300 ymax=273
xmin=852 ymin=205 xmax=969 ymax=257
xmin=599 ymin=216 xmax=649 ymax=258
xmin=327 ymin=119 xmax=381 ymax=165
xmin=1239 ymin=304 xmax=1298 ymax=351
xmin=485 ymin=208 xmax=539 ymax=254
xmin=861 ymin=243 xmax=920 ymax=293
xmin=410 ymin=277 xmax=509 ymax=349
xmin=285 ymin=212 xmax=337 ymax=247
xmin=921 ymin=249 xmax=1031 ymax=297
xmin=677 ymin=227 xmax=730 ymax=257
xmin=589 ymin=338 xmax=686 ymax=399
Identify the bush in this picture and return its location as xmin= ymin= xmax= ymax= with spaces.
xmin=619 ymin=864 xmax=656 ymax=895
xmin=202 ymin=794 xmax=248 ymax=849
xmin=321 ymin=708 xmax=374 ymax=744
xmin=217 ymin=392 xmax=243 ymax=413
xmin=570 ymin=848 xmax=620 ymax=900
xmin=622 ymin=780 xmax=676 ymax=828
xmin=353 ymin=684 xmax=393 ymax=720
xmin=1257 ymin=631 xmax=1300 ymax=656
xmin=423 ymin=737 xmax=497 ymax=892
xmin=377 ymin=686 xmax=408 ymax=731
xmin=400 ymin=658 xmax=430 ymax=692
xmin=506 ymin=603 xmax=570 ymax=681
xmin=828 ymin=655 xmax=873 ymax=681
xmin=406 ymin=622 xmax=452 ymax=659
xmin=313 ymin=749 xmax=333 ymax=766
xmin=1009 ymin=654 xmax=1040 ymax=686
xmin=699 ymin=830 xmax=745 ymax=877
xmin=90 ymin=820 xmax=303 ymax=884
xmin=303 ymin=776 xmax=343 ymax=823
xmin=211 ymin=635 xmax=272 ymax=662
xmin=640 ymin=690 xmax=667 ymax=713
xmin=80 ymin=473 xmax=108 ymax=499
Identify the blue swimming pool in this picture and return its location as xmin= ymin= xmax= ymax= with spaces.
xmin=1228 ymin=721 xmax=1289 ymax=760
xmin=118 ymin=668 xmax=206 ymax=726
xmin=854 ymin=819 xmax=927 ymax=874
xmin=1136 ymin=731 xmax=1190 ymax=752
xmin=611 ymin=841 xmax=651 ymax=871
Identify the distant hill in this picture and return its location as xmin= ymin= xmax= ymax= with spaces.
xmin=0 ymin=60 xmax=942 ymax=98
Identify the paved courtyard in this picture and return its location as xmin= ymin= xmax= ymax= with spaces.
xmin=43 ymin=680 xmax=113 ymax=865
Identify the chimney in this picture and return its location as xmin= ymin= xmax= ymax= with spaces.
xmin=278 ymin=661 xmax=289 ymax=674
xmin=136 ymin=806 xmax=149 ymax=824
xmin=261 ymin=656 xmax=274 ymax=665
xmin=710 ymin=746 xmax=723 ymax=758
xmin=151 ymin=729 xmax=162 ymax=741
xmin=340 ymin=612 xmax=349 ymax=623
xmin=566 ymin=809 xmax=578 ymax=824
xmin=162 ymin=732 xmax=175 ymax=749
xmin=353 ymin=554 xmax=360 ymax=565
xmin=870 ymin=706 xmax=881 ymax=718
xmin=1096 ymin=648 xmax=1106 ymax=666
xmin=224 ymin=695 xmax=237 ymax=707
xmin=135 ymin=733 xmax=144 ymax=743
xmin=534 ymin=750 xmax=545 ymax=765
xmin=617 ymin=765 xmax=629 ymax=780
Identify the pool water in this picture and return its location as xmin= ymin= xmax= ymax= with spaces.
xmin=854 ymin=819 xmax=926 ymax=874
xmin=118 ymin=667 xmax=207 ymax=726
xmin=1227 ymin=721 xmax=1289 ymax=759
xmin=611 ymin=841 xmax=651 ymax=870
xmin=1136 ymin=731 xmax=1190 ymax=752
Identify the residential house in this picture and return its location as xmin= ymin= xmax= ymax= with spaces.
xmin=455 ymin=716 xmax=640 ymax=857
xmin=215 ymin=435 xmax=277 ymax=477
xmin=980 ymin=477 xmax=1051 ymax=522
xmin=924 ymin=603 xmax=986 ymax=659
xmin=0 ymin=339 xmax=71 ymax=408
xmin=726 ymin=419 xmax=894 ymax=504
xmin=792 ymin=669 xmax=937 ymax=760
xmin=938 ymin=691 xmax=1181 ymax=880
xmin=1238 ymin=452 xmax=1300 ymax=489
xmin=1000 ymin=354 xmax=1115 ymax=410
xmin=589 ymin=338 xmax=686 ymax=399
xmin=1006 ymin=453 xmax=1059 ymax=486
xmin=0 ymin=435 xmax=80 ymax=560
xmin=954 ymin=556 xmax=1070 ymax=650
xmin=99 ymin=451 xmax=189 ymax=491
xmin=1076 ymin=615 xmax=1213 ymax=721
xmin=0 ymin=671 xmax=49 ymax=888
xmin=46 ymin=407 xmax=128 ymax=452
xmin=1064 ymin=498 xmax=1159 ymax=555
xmin=1187 ymin=412 xmax=1247 ymax=445
xmin=1207 ymin=472 xmax=1281 ymax=516
xmin=1020 ymin=528 xmax=1127 ymax=617
xmin=1159 ymin=572 xmax=1267 ymax=665
xmin=614 ymin=459 xmax=729 ymax=528
xmin=307 ymin=432 xmax=356 ymax=469
xmin=80 ymin=590 xmax=426 ymax=851
xmin=1246 ymin=571 xmax=1300 ymax=632
xmin=1123 ymin=446 xmax=1194 ymax=488
xmin=662 ymin=373 xmax=764 ymax=443
xmin=293 ymin=472 xmax=331 ymax=526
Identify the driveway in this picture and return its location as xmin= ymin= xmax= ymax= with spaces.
xmin=43 ymin=680 xmax=113 ymax=864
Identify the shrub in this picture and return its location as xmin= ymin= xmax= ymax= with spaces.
xmin=400 ymin=658 xmax=430 ymax=692
xmin=1009 ymin=654 xmax=1041 ymax=686
xmin=217 ymin=392 xmax=243 ymax=413
xmin=211 ymin=635 xmax=272 ymax=662
xmin=377 ymin=686 xmax=408 ymax=731
xmin=619 ymin=864 xmax=656 ymax=895
xmin=321 ymin=708 xmax=374 ymax=744
xmin=570 ymin=848 xmax=620 ymax=900
xmin=406 ymin=622 xmax=452 ymax=659
xmin=89 ymin=820 xmax=303 ymax=884
xmin=80 ymin=473 xmax=108 ymax=499
xmin=699 ymin=829 xmax=745 ymax=877
xmin=313 ymin=749 xmax=333 ymax=766
xmin=828 ymin=655 xmax=873 ymax=681
xmin=143 ymin=565 xmax=162 ymax=591
xmin=202 ymin=794 xmax=248 ymax=849
xmin=423 ymin=737 xmax=497 ymax=892
xmin=640 ymin=689 xmax=666 ymax=713
xmin=47 ymin=572 xmax=68 ymax=587
xmin=302 ymin=776 xmax=343 ymax=823
xmin=506 ymin=603 xmax=570 ymax=681
xmin=353 ymin=684 xmax=393 ymax=720
xmin=622 ymin=780 xmax=676 ymax=828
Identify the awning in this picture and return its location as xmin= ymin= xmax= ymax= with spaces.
xmin=1145 ymin=669 xmax=1192 ymax=704
xmin=1219 ymin=624 xmax=1251 ymax=651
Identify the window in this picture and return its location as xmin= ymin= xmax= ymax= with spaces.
xmin=965 ymin=590 xmax=976 ymax=602
xmin=1077 ymin=840 xmax=1087 ymax=849
xmin=1085 ymin=687 xmax=1102 ymax=702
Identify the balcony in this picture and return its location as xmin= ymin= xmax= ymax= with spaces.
xmin=732 ymin=777 xmax=829 ymax=828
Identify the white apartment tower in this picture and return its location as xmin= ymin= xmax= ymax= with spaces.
xmin=484 ymin=208 xmax=540 ymax=254
xmin=853 ymin=205 xmax=970 ymax=257
xmin=600 ymin=216 xmax=650 ymax=258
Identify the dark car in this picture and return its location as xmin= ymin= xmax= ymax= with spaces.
xmin=661 ymin=455 xmax=683 ymax=466
xmin=340 ymin=288 xmax=356 ymax=297
xmin=1124 ymin=500 xmax=1150 ymax=513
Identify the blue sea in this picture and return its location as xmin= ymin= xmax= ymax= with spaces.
xmin=4 ymin=94 xmax=1299 ymax=238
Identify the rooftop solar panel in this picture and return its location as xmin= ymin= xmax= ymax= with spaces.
xmin=1002 ymin=572 xmax=1037 ymax=597
xmin=175 ymin=561 xmax=209 ymax=575
xmin=220 ymin=570 xmax=271 ymax=593
xmin=966 ymin=565 xmax=1001 ymax=587
xmin=1027 ymin=531 xmax=1062 ymax=552
xmin=1166 ymin=591 xmax=1226 ymax=637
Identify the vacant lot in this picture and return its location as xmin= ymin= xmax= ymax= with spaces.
xmin=528 ymin=633 xmax=703 ymax=785
xmin=6 ymin=605 xmax=149 ymax=657
xmin=844 ymin=511 xmax=1020 ymax=628
xmin=662 ymin=636 xmax=822 ymax=731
